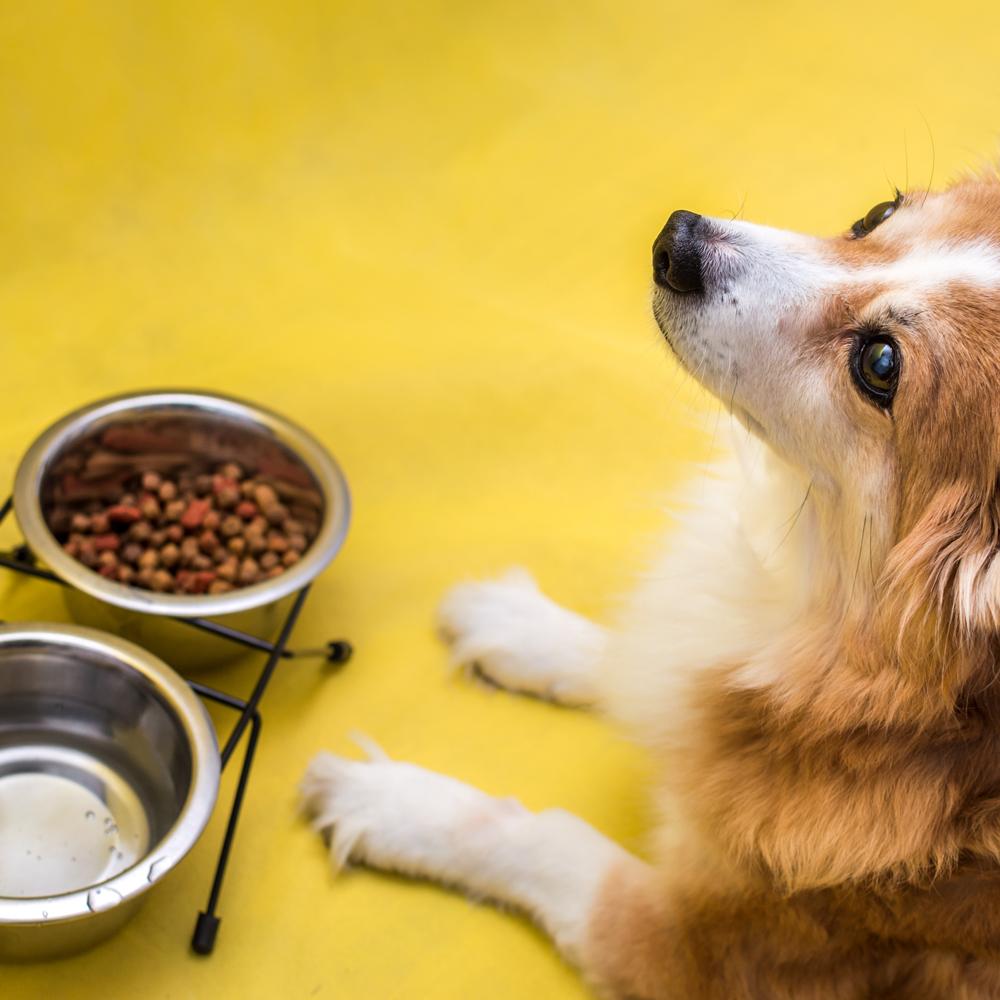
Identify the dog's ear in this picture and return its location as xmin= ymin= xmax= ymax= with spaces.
xmin=882 ymin=479 xmax=1000 ymax=668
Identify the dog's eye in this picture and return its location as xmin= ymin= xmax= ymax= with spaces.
xmin=853 ymin=337 xmax=900 ymax=407
xmin=851 ymin=191 xmax=903 ymax=239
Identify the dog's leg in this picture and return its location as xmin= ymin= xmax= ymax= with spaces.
xmin=437 ymin=568 xmax=606 ymax=706
xmin=301 ymin=748 xmax=646 ymax=973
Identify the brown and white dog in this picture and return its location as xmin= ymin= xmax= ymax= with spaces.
xmin=302 ymin=175 xmax=1000 ymax=999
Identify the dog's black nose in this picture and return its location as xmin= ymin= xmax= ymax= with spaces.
xmin=652 ymin=210 xmax=704 ymax=293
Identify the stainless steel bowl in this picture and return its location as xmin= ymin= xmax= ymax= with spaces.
xmin=0 ymin=624 xmax=220 ymax=960
xmin=13 ymin=391 xmax=351 ymax=668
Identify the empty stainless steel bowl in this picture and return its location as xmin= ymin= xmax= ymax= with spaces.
xmin=13 ymin=390 xmax=351 ymax=668
xmin=0 ymin=624 xmax=220 ymax=960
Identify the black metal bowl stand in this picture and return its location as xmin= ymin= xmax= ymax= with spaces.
xmin=0 ymin=495 xmax=352 ymax=956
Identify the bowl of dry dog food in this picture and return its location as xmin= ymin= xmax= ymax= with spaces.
xmin=12 ymin=391 xmax=350 ymax=668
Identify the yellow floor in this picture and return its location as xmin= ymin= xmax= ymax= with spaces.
xmin=0 ymin=2 xmax=996 ymax=996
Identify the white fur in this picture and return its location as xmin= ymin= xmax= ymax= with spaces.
xmin=438 ymin=568 xmax=606 ymax=705
xmin=599 ymin=445 xmax=814 ymax=737
xmin=301 ymin=745 xmax=636 ymax=961
xmin=851 ymin=242 xmax=1000 ymax=289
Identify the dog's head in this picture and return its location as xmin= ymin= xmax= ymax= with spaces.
xmin=652 ymin=178 xmax=1000 ymax=661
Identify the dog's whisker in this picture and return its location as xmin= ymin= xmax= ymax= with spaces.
xmin=919 ymin=110 xmax=936 ymax=207
xmin=727 ymin=373 xmax=740 ymax=434
xmin=768 ymin=480 xmax=813 ymax=561
xmin=867 ymin=509 xmax=878 ymax=590
xmin=849 ymin=512 xmax=870 ymax=608
xmin=903 ymin=126 xmax=910 ymax=195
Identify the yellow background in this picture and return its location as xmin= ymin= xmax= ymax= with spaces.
xmin=0 ymin=1 xmax=993 ymax=997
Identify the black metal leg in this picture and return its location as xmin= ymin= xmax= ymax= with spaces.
xmin=178 ymin=614 xmax=298 ymax=658
xmin=192 ymin=707 xmax=262 ymax=956
xmin=0 ymin=551 xmax=61 ymax=582
xmin=220 ymin=585 xmax=311 ymax=766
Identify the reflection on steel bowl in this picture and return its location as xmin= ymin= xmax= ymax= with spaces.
xmin=0 ymin=624 xmax=220 ymax=961
xmin=13 ymin=391 xmax=351 ymax=668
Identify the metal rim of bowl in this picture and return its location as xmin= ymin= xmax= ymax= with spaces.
xmin=13 ymin=390 xmax=351 ymax=618
xmin=0 ymin=622 xmax=221 ymax=926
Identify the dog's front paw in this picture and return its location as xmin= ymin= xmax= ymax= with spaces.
xmin=437 ymin=569 xmax=604 ymax=705
xmin=300 ymin=741 xmax=635 ymax=964
xmin=300 ymin=742 xmax=528 ymax=879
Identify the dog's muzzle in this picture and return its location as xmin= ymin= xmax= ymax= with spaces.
xmin=652 ymin=210 xmax=704 ymax=294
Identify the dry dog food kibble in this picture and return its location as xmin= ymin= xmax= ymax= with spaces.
xmin=50 ymin=461 xmax=321 ymax=595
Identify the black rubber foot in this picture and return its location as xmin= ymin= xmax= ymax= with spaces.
xmin=192 ymin=911 xmax=221 ymax=955
xmin=327 ymin=640 xmax=353 ymax=664
xmin=11 ymin=545 xmax=35 ymax=566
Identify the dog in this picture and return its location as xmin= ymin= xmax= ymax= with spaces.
xmin=302 ymin=174 xmax=1000 ymax=998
